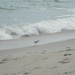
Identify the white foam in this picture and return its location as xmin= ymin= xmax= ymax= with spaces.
xmin=34 ymin=17 xmax=75 ymax=33
xmin=0 ymin=17 xmax=75 ymax=40
xmin=0 ymin=29 xmax=13 ymax=40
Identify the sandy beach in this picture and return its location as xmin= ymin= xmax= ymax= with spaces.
xmin=0 ymin=31 xmax=75 ymax=75
xmin=1 ymin=0 xmax=75 ymax=75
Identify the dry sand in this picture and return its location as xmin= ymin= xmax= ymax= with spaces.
xmin=0 ymin=32 xmax=75 ymax=75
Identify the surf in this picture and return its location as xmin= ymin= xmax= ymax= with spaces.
xmin=0 ymin=17 xmax=75 ymax=40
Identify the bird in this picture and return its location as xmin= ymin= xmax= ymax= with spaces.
xmin=34 ymin=40 xmax=39 ymax=45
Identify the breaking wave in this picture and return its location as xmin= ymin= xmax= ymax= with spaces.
xmin=0 ymin=17 xmax=75 ymax=40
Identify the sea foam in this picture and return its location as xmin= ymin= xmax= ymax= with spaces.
xmin=0 ymin=17 xmax=75 ymax=40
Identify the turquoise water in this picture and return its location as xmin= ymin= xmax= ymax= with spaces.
xmin=0 ymin=0 xmax=75 ymax=40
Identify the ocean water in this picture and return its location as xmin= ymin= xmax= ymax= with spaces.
xmin=0 ymin=0 xmax=75 ymax=40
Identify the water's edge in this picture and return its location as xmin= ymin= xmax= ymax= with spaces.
xmin=0 ymin=30 xmax=75 ymax=50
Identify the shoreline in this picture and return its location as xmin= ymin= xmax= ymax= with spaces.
xmin=0 ymin=30 xmax=75 ymax=50
xmin=0 ymin=37 xmax=75 ymax=75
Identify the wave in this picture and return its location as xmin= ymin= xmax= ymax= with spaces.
xmin=0 ymin=17 xmax=75 ymax=40
xmin=0 ymin=0 xmax=71 ymax=11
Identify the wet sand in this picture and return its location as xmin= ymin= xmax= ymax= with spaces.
xmin=0 ymin=31 xmax=75 ymax=75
